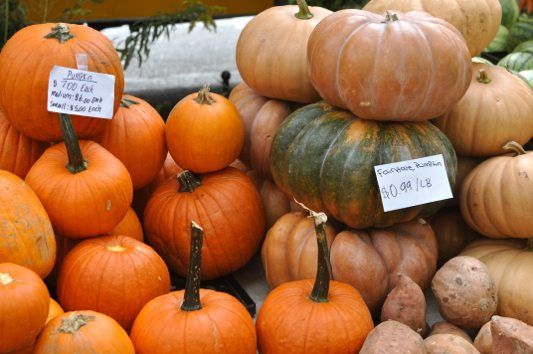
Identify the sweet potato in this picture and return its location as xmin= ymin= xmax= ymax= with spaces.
xmin=430 ymin=321 xmax=472 ymax=343
xmin=431 ymin=256 xmax=497 ymax=328
xmin=474 ymin=322 xmax=492 ymax=353
xmin=360 ymin=320 xmax=426 ymax=354
xmin=381 ymin=273 xmax=428 ymax=336
xmin=424 ymin=334 xmax=480 ymax=353
xmin=491 ymin=315 xmax=533 ymax=354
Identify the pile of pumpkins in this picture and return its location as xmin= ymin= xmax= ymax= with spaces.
xmin=0 ymin=0 xmax=532 ymax=352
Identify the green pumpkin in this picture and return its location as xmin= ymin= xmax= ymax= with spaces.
xmin=513 ymin=40 xmax=533 ymax=53
xmin=507 ymin=14 xmax=533 ymax=52
xmin=518 ymin=70 xmax=533 ymax=88
xmin=499 ymin=0 xmax=519 ymax=28
xmin=498 ymin=51 xmax=533 ymax=71
xmin=270 ymin=102 xmax=457 ymax=229
xmin=485 ymin=26 xmax=509 ymax=53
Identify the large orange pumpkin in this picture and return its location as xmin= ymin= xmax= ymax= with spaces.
xmin=144 ymin=168 xmax=265 ymax=279
xmin=166 ymin=86 xmax=244 ymax=173
xmin=57 ymin=235 xmax=170 ymax=331
xmin=98 ymin=95 xmax=167 ymax=189
xmin=25 ymin=115 xmax=133 ymax=238
xmin=364 ymin=0 xmax=502 ymax=56
xmin=130 ymin=222 xmax=257 ymax=354
xmin=0 ymin=263 xmax=50 ymax=353
xmin=0 ymin=170 xmax=56 ymax=278
xmin=236 ymin=0 xmax=332 ymax=103
xmin=257 ymin=209 xmax=374 ymax=353
xmin=0 ymin=23 xmax=124 ymax=141
xmin=34 ymin=311 xmax=135 ymax=353
xmin=307 ymin=10 xmax=472 ymax=121
xmin=0 ymin=107 xmax=46 ymax=178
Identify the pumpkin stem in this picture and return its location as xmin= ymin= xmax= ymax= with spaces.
xmin=181 ymin=221 xmax=204 ymax=312
xmin=502 ymin=141 xmax=527 ymax=155
xmin=477 ymin=69 xmax=492 ymax=84
xmin=295 ymin=0 xmax=313 ymax=20
xmin=383 ymin=11 xmax=399 ymax=22
xmin=60 ymin=113 xmax=87 ymax=174
xmin=44 ymin=23 xmax=74 ymax=43
xmin=194 ymin=85 xmax=216 ymax=105
xmin=58 ymin=313 xmax=95 ymax=333
xmin=527 ymin=239 xmax=533 ymax=251
xmin=177 ymin=170 xmax=201 ymax=193
xmin=120 ymin=97 xmax=140 ymax=108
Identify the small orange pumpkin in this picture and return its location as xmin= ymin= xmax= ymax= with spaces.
xmin=46 ymin=299 xmax=64 ymax=325
xmin=166 ymin=86 xmax=244 ymax=173
xmin=103 ymin=207 xmax=144 ymax=241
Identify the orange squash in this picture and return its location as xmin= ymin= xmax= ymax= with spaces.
xmin=166 ymin=86 xmax=244 ymax=173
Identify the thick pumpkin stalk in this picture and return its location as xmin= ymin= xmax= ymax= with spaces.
xmin=45 ymin=23 xmax=74 ymax=43
xmin=477 ymin=69 xmax=492 ymax=84
xmin=181 ymin=221 xmax=204 ymax=311
xmin=60 ymin=113 xmax=87 ymax=173
xmin=59 ymin=313 xmax=95 ymax=333
xmin=295 ymin=0 xmax=313 ymax=20
xmin=177 ymin=170 xmax=202 ymax=192
xmin=194 ymin=85 xmax=216 ymax=105
xmin=503 ymin=141 xmax=527 ymax=155
xmin=120 ymin=97 xmax=140 ymax=108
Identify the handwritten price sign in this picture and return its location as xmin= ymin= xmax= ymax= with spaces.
xmin=47 ymin=66 xmax=115 ymax=119
xmin=374 ymin=155 xmax=453 ymax=212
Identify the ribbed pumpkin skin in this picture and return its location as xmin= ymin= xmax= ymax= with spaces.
xmin=25 ymin=141 xmax=133 ymax=238
xmin=0 ymin=171 xmax=56 ymax=278
xmin=57 ymin=236 xmax=170 ymax=331
xmin=0 ymin=108 xmax=46 ymax=178
xmin=144 ymin=167 xmax=265 ymax=279
xmin=364 ymin=0 xmax=502 ymax=56
xmin=0 ymin=263 xmax=50 ymax=353
xmin=236 ymin=5 xmax=332 ymax=103
xmin=130 ymin=289 xmax=257 ymax=354
xmin=98 ymin=95 xmax=167 ymax=189
xmin=271 ymin=102 xmax=457 ymax=229
xmin=256 ymin=279 xmax=374 ymax=353
xmin=0 ymin=23 xmax=124 ymax=142
xmin=307 ymin=10 xmax=472 ymax=121
xmin=434 ymin=64 xmax=533 ymax=157
xmin=34 ymin=311 xmax=135 ymax=354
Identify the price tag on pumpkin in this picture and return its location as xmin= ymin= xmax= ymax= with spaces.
xmin=47 ymin=66 xmax=115 ymax=119
xmin=374 ymin=154 xmax=453 ymax=212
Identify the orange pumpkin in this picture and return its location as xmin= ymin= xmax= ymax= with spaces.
xmin=144 ymin=168 xmax=265 ymax=279
xmin=103 ymin=207 xmax=143 ymax=241
xmin=0 ymin=23 xmax=123 ymax=141
xmin=131 ymin=222 xmax=257 ymax=353
xmin=0 ymin=263 xmax=50 ymax=353
xmin=307 ymin=10 xmax=472 ymax=121
xmin=25 ymin=115 xmax=133 ymax=238
xmin=98 ymin=95 xmax=167 ymax=189
xmin=0 ymin=170 xmax=56 ymax=278
xmin=57 ymin=235 xmax=170 ymax=331
xmin=46 ymin=299 xmax=64 ymax=325
xmin=445 ymin=155 xmax=484 ymax=207
xmin=0 ymin=107 xmax=46 ymax=178
xmin=166 ymin=86 xmax=244 ymax=173
xmin=34 ymin=311 xmax=135 ymax=353
xmin=151 ymin=152 xmax=183 ymax=187
xmin=257 ymin=209 xmax=373 ymax=353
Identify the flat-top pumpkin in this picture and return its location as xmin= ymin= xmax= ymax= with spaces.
xmin=307 ymin=10 xmax=472 ymax=121
xmin=270 ymin=102 xmax=457 ymax=229
xmin=0 ymin=263 xmax=50 ymax=353
xmin=144 ymin=168 xmax=265 ymax=279
xmin=130 ymin=222 xmax=257 ymax=354
xmin=57 ymin=235 xmax=170 ymax=331
xmin=364 ymin=0 xmax=502 ymax=56
xmin=0 ymin=170 xmax=56 ymax=278
xmin=236 ymin=0 xmax=332 ymax=103
xmin=0 ymin=23 xmax=124 ymax=141
xmin=25 ymin=115 xmax=133 ymax=238
xmin=98 ymin=95 xmax=166 ymax=189
xmin=166 ymin=86 xmax=244 ymax=173
xmin=434 ymin=64 xmax=533 ymax=157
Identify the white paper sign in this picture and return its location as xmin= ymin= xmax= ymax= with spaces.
xmin=47 ymin=66 xmax=115 ymax=119
xmin=374 ymin=154 xmax=453 ymax=212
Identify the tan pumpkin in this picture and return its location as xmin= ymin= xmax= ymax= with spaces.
xmin=262 ymin=212 xmax=438 ymax=312
xmin=460 ymin=142 xmax=533 ymax=239
xmin=445 ymin=155 xmax=484 ymax=207
xmin=364 ymin=0 xmax=502 ymax=56
xmin=236 ymin=1 xmax=332 ymax=103
xmin=434 ymin=64 xmax=533 ymax=157
xmin=461 ymin=238 xmax=533 ymax=326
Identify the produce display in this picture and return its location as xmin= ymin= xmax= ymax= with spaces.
xmin=0 ymin=0 xmax=532 ymax=352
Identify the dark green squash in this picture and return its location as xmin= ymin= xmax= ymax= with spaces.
xmin=270 ymin=102 xmax=457 ymax=229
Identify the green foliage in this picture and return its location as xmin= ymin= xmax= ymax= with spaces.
xmin=288 ymin=0 xmax=370 ymax=10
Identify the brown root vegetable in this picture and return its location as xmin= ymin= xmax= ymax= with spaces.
xmin=474 ymin=322 xmax=492 ymax=354
xmin=424 ymin=334 xmax=480 ymax=353
xmin=381 ymin=274 xmax=428 ymax=336
xmin=491 ymin=315 xmax=533 ymax=354
xmin=431 ymin=256 xmax=497 ymax=328
xmin=360 ymin=320 xmax=426 ymax=354
xmin=430 ymin=321 xmax=473 ymax=343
